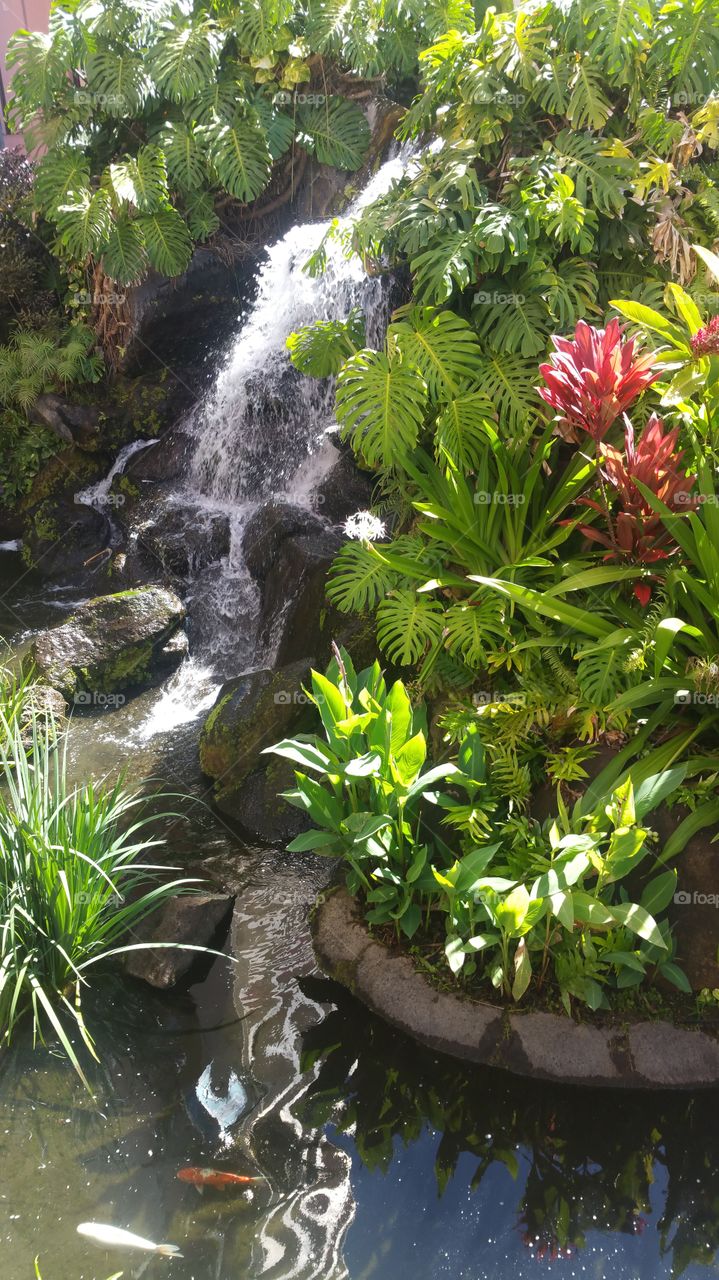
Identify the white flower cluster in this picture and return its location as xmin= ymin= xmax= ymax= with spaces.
xmin=343 ymin=511 xmax=386 ymax=541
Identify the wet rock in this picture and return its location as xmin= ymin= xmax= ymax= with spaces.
xmin=258 ymin=527 xmax=345 ymax=664
xmin=137 ymin=507 xmax=231 ymax=577
xmin=121 ymin=428 xmax=195 ymax=484
xmin=30 ymin=585 xmax=186 ymax=699
xmin=212 ymin=756 xmax=310 ymax=844
xmin=199 ymin=660 xmax=312 ymax=798
xmin=310 ymin=447 xmax=375 ymax=525
xmin=30 ymin=394 xmax=100 ymax=450
xmin=23 ymin=495 xmax=112 ymax=584
xmin=241 ymin=500 xmax=326 ymax=585
xmin=156 ymin=628 xmax=190 ymax=668
xmin=124 ymin=891 xmax=234 ymax=988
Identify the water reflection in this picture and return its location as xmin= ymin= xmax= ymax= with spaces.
xmin=297 ymin=977 xmax=719 ymax=1280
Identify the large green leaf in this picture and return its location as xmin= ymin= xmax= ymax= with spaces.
xmin=327 ymin=543 xmax=397 ymax=613
xmin=335 ymin=350 xmax=427 ymax=468
xmin=161 ymin=121 xmax=207 ymax=191
xmin=298 ymin=97 xmax=370 ymax=170
xmin=471 ymin=353 xmax=540 ymax=437
xmin=203 ymin=116 xmax=272 ymax=203
xmin=376 ymin=589 xmax=445 ymax=664
xmin=101 ymin=213 xmax=148 ymax=285
xmin=55 ymin=190 xmax=113 ymax=260
xmin=136 ymin=208 xmax=193 ymax=277
xmin=85 ymin=49 xmax=147 ymax=115
xmin=35 ymin=151 xmax=91 ymax=213
xmin=388 ymin=307 xmax=481 ymax=400
xmin=110 ymin=146 xmax=169 ymax=212
xmin=150 ymin=19 xmax=222 ymax=103
xmin=434 ymin=392 xmax=496 ymax=470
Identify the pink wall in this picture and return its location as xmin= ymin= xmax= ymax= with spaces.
xmin=1 ymin=0 xmax=50 ymax=150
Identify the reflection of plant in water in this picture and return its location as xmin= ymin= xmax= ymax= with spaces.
xmin=296 ymin=977 xmax=719 ymax=1276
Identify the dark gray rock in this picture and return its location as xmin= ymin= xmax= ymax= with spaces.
xmin=241 ymin=500 xmax=326 ymax=585
xmin=122 ymin=429 xmax=195 ymax=484
xmin=259 ymin=527 xmax=345 ymax=664
xmin=199 ymin=660 xmax=312 ymax=798
xmin=124 ymin=892 xmax=234 ymax=988
xmin=138 ymin=507 xmax=231 ymax=577
xmin=212 ymin=756 xmax=310 ymax=844
xmin=311 ymin=447 xmax=375 ymax=525
xmin=30 ymin=394 xmax=100 ymax=450
xmin=30 ymin=585 xmax=186 ymax=699
xmin=23 ymin=495 xmax=112 ymax=584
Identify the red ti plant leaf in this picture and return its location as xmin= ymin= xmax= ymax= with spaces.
xmin=538 ymin=319 xmax=661 ymax=441
xmin=576 ymin=413 xmax=699 ymax=602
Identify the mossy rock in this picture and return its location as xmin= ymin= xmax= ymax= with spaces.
xmin=199 ymin=660 xmax=313 ymax=795
xmin=29 ymin=585 xmax=186 ymax=700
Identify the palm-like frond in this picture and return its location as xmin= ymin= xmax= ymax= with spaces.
xmin=376 ymin=589 xmax=445 ymax=664
xmin=136 ymin=208 xmax=193 ymax=277
xmin=388 ymin=307 xmax=481 ymax=401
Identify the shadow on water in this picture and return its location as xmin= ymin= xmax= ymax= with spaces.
xmin=296 ymin=977 xmax=719 ymax=1280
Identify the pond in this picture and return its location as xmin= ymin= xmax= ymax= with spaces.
xmin=1 ymin=548 xmax=718 ymax=1280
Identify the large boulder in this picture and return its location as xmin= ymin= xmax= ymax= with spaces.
xmin=209 ymin=756 xmax=310 ymax=844
xmin=199 ymin=660 xmax=312 ymax=800
xmin=258 ymin=527 xmax=345 ymax=664
xmin=30 ymin=585 xmax=186 ymax=700
xmin=310 ymin=447 xmax=375 ymax=525
xmin=241 ymin=500 xmax=325 ymax=585
xmin=124 ymin=891 xmax=235 ymax=989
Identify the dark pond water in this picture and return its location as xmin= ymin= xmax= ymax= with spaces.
xmin=0 ymin=549 xmax=718 ymax=1280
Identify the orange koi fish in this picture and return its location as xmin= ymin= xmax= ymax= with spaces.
xmin=177 ymin=1166 xmax=265 ymax=1190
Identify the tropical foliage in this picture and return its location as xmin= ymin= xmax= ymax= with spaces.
xmin=0 ymin=702 xmax=202 ymax=1087
xmin=268 ymin=653 xmax=693 ymax=1011
xmin=4 ymin=0 xmax=452 ymax=287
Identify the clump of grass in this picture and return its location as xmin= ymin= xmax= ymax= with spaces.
xmin=0 ymin=707 xmax=200 ymax=1088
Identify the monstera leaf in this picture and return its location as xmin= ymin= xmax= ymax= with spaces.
xmin=34 ymin=150 xmax=91 ymax=213
xmin=388 ymin=307 xmax=481 ymax=401
xmin=298 ymin=97 xmax=370 ymax=170
xmin=85 ymin=49 xmax=147 ymax=114
xmin=55 ymin=190 xmax=113 ymax=260
xmin=376 ymin=589 xmax=445 ymax=665
xmin=203 ymin=115 xmax=272 ymax=203
xmin=335 ymin=350 xmax=427 ymax=468
xmin=327 ymin=542 xmax=398 ymax=612
xmin=110 ymin=146 xmax=169 ymax=212
xmin=101 ymin=213 xmax=148 ymax=285
xmin=136 ymin=207 xmax=193 ymax=277
xmin=149 ymin=19 xmax=222 ymax=102
xmin=160 ymin=121 xmax=207 ymax=191
xmin=434 ymin=392 xmax=496 ymax=470
xmin=287 ymin=310 xmax=366 ymax=377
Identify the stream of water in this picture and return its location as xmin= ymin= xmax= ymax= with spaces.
xmin=1 ymin=149 xmax=718 ymax=1279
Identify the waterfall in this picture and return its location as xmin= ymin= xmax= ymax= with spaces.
xmin=77 ymin=149 xmax=412 ymax=675
xmin=187 ymin=149 xmax=410 ymax=506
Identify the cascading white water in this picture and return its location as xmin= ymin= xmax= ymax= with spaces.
xmin=78 ymin=150 xmax=412 ymax=697
xmin=188 ymin=150 xmax=409 ymax=506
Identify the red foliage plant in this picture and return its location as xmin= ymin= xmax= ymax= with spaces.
xmin=577 ymin=413 xmax=698 ymax=602
xmin=690 ymin=315 xmax=719 ymax=358
xmin=538 ymin=319 xmax=661 ymax=441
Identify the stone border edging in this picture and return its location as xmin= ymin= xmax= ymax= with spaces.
xmin=311 ymin=886 xmax=719 ymax=1090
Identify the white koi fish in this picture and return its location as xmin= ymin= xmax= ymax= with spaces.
xmin=77 ymin=1223 xmax=183 ymax=1258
